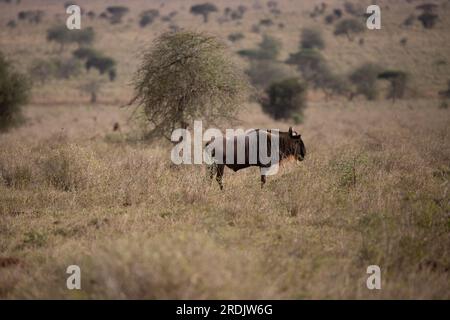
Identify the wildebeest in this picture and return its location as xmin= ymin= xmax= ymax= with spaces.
xmin=205 ymin=127 xmax=306 ymax=189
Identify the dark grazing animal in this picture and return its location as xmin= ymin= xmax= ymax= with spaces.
xmin=206 ymin=127 xmax=306 ymax=189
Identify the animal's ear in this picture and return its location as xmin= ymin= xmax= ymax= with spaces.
xmin=289 ymin=126 xmax=293 ymax=137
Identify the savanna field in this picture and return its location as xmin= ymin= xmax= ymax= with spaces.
xmin=0 ymin=0 xmax=449 ymax=299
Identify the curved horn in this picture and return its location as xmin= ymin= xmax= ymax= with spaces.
xmin=289 ymin=126 xmax=293 ymax=137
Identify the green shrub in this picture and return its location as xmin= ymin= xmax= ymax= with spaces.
xmin=46 ymin=25 xmax=72 ymax=51
xmin=72 ymin=47 xmax=99 ymax=60
xmin=418 ymin=12 xmax=438 ymax=29
xmin=349 ymin=63 xmax=383 ymax=100
xmin=86 ymin=55 xmax=116 ymax=75
xmin=0 ymin=53 xmax=30 ymax=131
xmin=228 ymin=32 xmax=244 ymax=42
xmin=378 ymin=70 xmax=408 ymax=102
xmin=70 ymin=27 xmax=95 ymax=47
xmin=246 ymin=60 xmax=297 ymax=89
xmin=238 ymin=34 xmax=280 ymax=60
xmin=262 ymin=78 xmax=307 ymax=120
xmin=139 ymin=9 xmax=159 ymax=27
xmin=334 ymin=18 xmax=365 ymax=40
xmin=286 ymin=48 xmax=326 ymax=82
xmin=301 ymin=28 xmax=324 ymax=50
xmin=106 ymin=6 xmax=129 ymax=24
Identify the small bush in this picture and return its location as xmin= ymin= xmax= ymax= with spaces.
xmin=334 ymin=18 xmax=365 ymax=40
xmin=301 ymin=28 xmax=325 ymax=50
xmin=70 ymin=27 xmax=95 ymax=47
xmin=139 ymin=9 xmax=159 ymax=27
xmin=286 ymin=48 xmax=326 ymax=80
xmin=106 ymin=6 xmax=129 ymax=24
xmin=418 ymin=12 xmax=438 ymax=29
xmin=246 ymin=60 xmax=297 ymax=89
xmin=46 ymin=25 xmax=72 ymax=51
xmin=378 ymin=70 xmax=408 ymax=102
xmin=72 ymin=47 xmax=99 ymax=60
xmin=86 ymin=55 xmax=116 ymax=75
xmin=349 ymin=63 xmax=383 ymax=100
xmin=0 ymin=53 xmax=30 ymax=131
xmin=17 ymin=10 xmax=44 ymax=24
xmin=262 ymin=78 xmax=307 ymax=120
xmin=238 ymin=34 xmax=281 ymax=60
xmin=228 ymin=32 xmax=244 ymax=42
xmin=259 ymin=19 xmax=274 ymax=27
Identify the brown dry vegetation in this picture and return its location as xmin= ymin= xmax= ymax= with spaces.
xmin=0 ymin=0 xmax=450 ymax=299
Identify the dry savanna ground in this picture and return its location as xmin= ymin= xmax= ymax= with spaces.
xmin=0 ymin=0 xmax=449 ymax=299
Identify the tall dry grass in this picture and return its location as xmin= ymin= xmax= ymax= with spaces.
xmin=0 ymin=101 xmax=448 ymax=299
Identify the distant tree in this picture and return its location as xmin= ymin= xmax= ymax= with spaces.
xmin=246 ymin=60 xmax=297 ymax=89
xmin=17 ymin=10 xmax=44 ymax=24
xmin=378 ymin=70 xmax=408 ymax=102
xmin=415 ymin=3 xmax=438 ymax=28
xmin=86 ymin=55 xmax=116 ymax=75
xmin=349 ymin=63 xmax=382 ymax=100
xmin=301 ymin=28 xmax=324 ymax=50
xmin=418 ymin=12 xmax=438 ymax=29
xmin=286 ymin=48 xmax=326 ymax=81
xmin=344 ymin=2 xmax=363 ymax=16
xmin=106 ymin=6 xmax=129 ymax=24
xmin=334 ymin=18 xmax=365 ymax=40
xmin=238 ymin=34 xmax=281 ymax=60
xmin=261 ymin=78 xmax=307 ymax=120
xmin=0 ymin=53 xmax=30 ymax=131
xmin=190 ymin=3 xmax=218 ymax=23
xmin=70 ymin=27 xmax=95 ymax=47
xmin=72 ymin=47 xmax=99 ymax=60
xmin=46 ymin=25 xmax=72 ymax=51
xmin=129 ymin=31 xmax=249 ymax=139
xmin=228 ymin=32 xmax=244 ymax=42
xmin=139 ymin=9 xmax=159 ymax=27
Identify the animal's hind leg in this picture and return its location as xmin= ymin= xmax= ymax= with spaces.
xmin=208 ymin=163 xmax=217 ymax=181
xmin=216 ymin=164 xmax=225 ymax=190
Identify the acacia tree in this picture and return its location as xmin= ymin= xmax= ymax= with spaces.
xmin=130 ymin=31 xmax=250 ymax=139
xmin=378 ymin=70 xmax=408 ymax=102
xmin=190 ymin=3 xmax=218 ymax=23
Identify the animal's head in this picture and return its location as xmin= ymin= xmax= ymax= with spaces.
xmin=288 ymin=126 xmax=306 ymax=162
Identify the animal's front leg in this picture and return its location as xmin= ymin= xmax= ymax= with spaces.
xmin=260 ymin=174 xmax=266 ymax=188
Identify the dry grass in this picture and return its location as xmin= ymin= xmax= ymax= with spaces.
xmin=0 ymin=0 xmax=449 ymax=299
xmin=0 ymin=100 xmax=449 ymax=299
